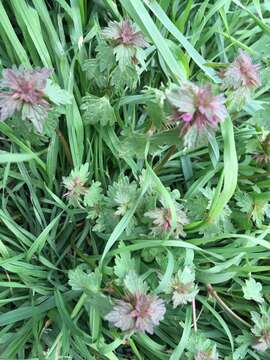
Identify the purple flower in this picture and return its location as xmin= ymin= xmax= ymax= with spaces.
xmin=105 ymin=292 xmax=166 ymax=334
xmin=166 ymin=82 xmax=228 ymax=133
xmin=102 ymin=19 xmax=149 ymax=70
xmin=0 ymin=66 xmax=52 ymax=132
xmin=145 ymin=208 xmax=172 ymax=232
xmin=145 ymin=203 xmax=188 ymax=238
xmin=102 ymin=19 xmax=148 ymax=48
xmin=223 ymin=51 xmax=260 ymax=90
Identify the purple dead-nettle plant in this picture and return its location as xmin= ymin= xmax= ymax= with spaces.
xmin=62 ymin=163 xmax=89 ymax=207
xmin=222 ymin=51 xmax=260 ymax=111
xmin=223 ymin=51 xmax=260 ymax=90
xmin=169 ymin=266 xmax=198 ymax=308
xmin=105 ymin=271 xmax=166 ymax=334
xmin=105 ymin=293 xmax=166 ymax=334
xmin=145 ymin=201 xmax=188 ymax=238
xmin=102 ymin=19 xmax=148 ymax=48
xmin=166 ymin=82 xmax=228 ymax=148
xmin=251 ymin=308 xmax=270 ymax=352
xmin=167 ymin=82 xmax=227 ymax=131
xmin=187 ymin=332 xmax=219 ymax=359
xmin=0 ymin=66 xmax=52 ymax=132
xmin=102 ymin=18 xmax=149 ymax=70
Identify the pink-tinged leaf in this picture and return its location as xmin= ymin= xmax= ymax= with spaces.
xmin=0 ymin=65 xmax=52 ymax=132
xmin=167 ymin=82 xmax=228 ymax=130
xmin=105 ymin=291 xmax=165 ymax=334
xmin=102 ymin=19 xmax=149 ymax=48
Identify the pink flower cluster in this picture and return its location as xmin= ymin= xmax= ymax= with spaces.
xmin=223 ymin=50 xmax=260 ymax=90
xmin=0 ymin=66 xmax=52 ymax=132
xmin=105 ymin=292 xmax=165 ymax=334
xmin=167 ymin=82 xmax=228 ymax=132
xmin=102 ymin=19 xmax=149 ymax=48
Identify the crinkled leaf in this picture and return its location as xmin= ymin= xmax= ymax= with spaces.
xmin=243 ymin=277 xmax=264 ymax=303
xmin=178 ymin=266 xmax=195 ymax=284
xmin=250 ymin=104 xmax=270 ymax=131
xmin=113 ymin=44 xmax=135 ymax=70
xmin=21 ymin=103 xmax=47 ymax=133
xmin=114 ymin=252 xmax=136 ymax=280
xmin=68 ymin=266 xmax=101 ymax=293
xmin=124 ymin=270 xmax=148 ymax=294
xmin=110 ymin=65 xmax=139 ymax=93
xmin=235 ymin=191 xmax=253 ymax=214
xmin=43 ymin=107 xmax=63 ymax=137
xmin=81 ymin=95 xmax=116 ymax=126
xmin=85 ymin=293 xmax=113 ymax=316
xmin=184 ymin=125 xmax=212 ymax=149
xmin=84 ymin=181 xmax=102 ymax=207
xmin=82 ymin=59 xmax=109 ymax=88
xmin=96 ymin=42 xmax=116 ymax=72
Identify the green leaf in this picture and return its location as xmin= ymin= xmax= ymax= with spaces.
xmin=250 ymin=104 xmax=270 ymax=131
xmin=208 ymin=117 xmax=238 ymax=223
xmin=113 ymin=44 xmax=135 ymax=70
xmin=86 ymin=293 xmax=113 ymax=317
xmin=242 ymin=277 xmax=264 ymax=303
xmin=123 ymin=270 xmax=148 ymax=294
xmin=0 ymin=151 xmax=36 ymax=163
xmin=114 ymin=252 xmax=136 ymax=280
xmin=81 ymin=95 xmax=116 ymax=126
xmin=235 ymin=191 xmax=253 ymax=214
xmin=169 ymin=306 xmax=192 ymax=360
xmin=110 ymin=65 xmax=139 ymax=92
xmin=84 ymin=182 xmax=102 ymax=207
xmin=96 ymin=42 xmax=116 ymax=72
xmin=68 ymin=266 xmax=101 ymax=294
xmin=44 ymin=79 xmax=73 ymax=105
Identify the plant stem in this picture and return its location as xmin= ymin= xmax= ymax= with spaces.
xmin=55 ymin=128 xmax=73 ymax=166
xmin=192 ymin=298 xmax=198 ymax=332
xmin=153 ymin=145 xmax=177 ymax=174
xmin=207 ymin=284 xmax=251 ymax=328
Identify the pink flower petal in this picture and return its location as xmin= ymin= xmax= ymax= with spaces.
xmin=182 ymin=113 xmax=193 ymax=122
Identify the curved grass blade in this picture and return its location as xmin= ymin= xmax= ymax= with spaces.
xmin=143 ymin=0 xmax=219 ymax=82
xmin=169 ymin=306 xmax=192 ymax=360
xmin=208 ymin=116 xmax=238 ymax=222
xmin=120 ymin=0 xmax=186 ymax=82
